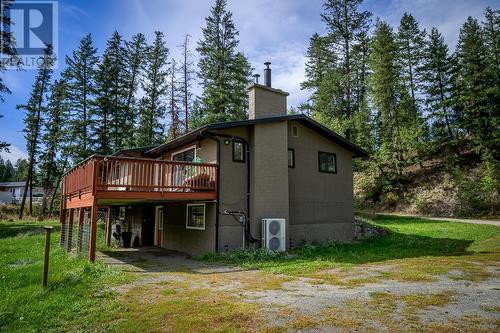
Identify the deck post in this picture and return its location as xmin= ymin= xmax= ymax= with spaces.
xmin=66 ymin=208 xmax=74 ymax=252
xmin=88 ymin=200 xmax=98 ymax=262
xmin=105 ymin=206 xmax=112 ymax=246
xmin=77 ymin=207 xmax=85 ymax=252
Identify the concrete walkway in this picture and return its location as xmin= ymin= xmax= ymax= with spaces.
xmin=376 ymin=212 xmax=500 ymax=226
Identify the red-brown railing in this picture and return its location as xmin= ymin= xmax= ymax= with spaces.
xmin=62 ymin=155 xmax=217 ymax=200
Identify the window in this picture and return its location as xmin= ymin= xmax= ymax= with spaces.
xmin=186 ymin=204 xmax=206 ymax=230
xmin=318 ymin=151 xmax=337 ymax=173
xmin=172 ymin=146 xmax=196 ymax=162
xmin=232 ymin=140 xmax=245 ymax=162
xmin=288 ymin=148 xmax=295 ymax=168
xmin=291 ymin=125 xmax=299 ymax=137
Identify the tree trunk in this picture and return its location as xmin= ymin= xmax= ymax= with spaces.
xmin=29 ymin=175 xmax=33 ymax=215
xmin=18 ymin=66 xmax=49 ymax=219
xmin=48 ymin=157 xmax=67 ymax=217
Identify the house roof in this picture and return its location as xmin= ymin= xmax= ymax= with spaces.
xmin=145 ymin=114 xmax=369 ymax=158
xmin=0 ymin=181 xmax=26 ymax=187
xmin=112 ymin=145 xmax=157 ymax=156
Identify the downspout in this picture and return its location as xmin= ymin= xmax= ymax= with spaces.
xmin=200 ymin=131 xmax=221 ymax=252
xmin=204 ymin=131 xmax=258 ymax=243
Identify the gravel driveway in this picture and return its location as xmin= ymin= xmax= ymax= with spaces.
xmin=99 ymin=247 xmax=500 ymax=332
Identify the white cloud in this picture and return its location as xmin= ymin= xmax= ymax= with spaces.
xmin=370 ymin=0 xmax=494 ymax=48
xmin=0 ymin=145 xmax=28 ymax=163
xmin=249 ymin=42 xmax=310 ymax=108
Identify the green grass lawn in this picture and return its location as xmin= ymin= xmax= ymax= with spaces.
xmin=1 ymin=215 xmax=499 ymax=332
xmin=202 ymin=215 xmax=500 ymax=277
xmin=0 ymin=221 xmax=126 ymax=333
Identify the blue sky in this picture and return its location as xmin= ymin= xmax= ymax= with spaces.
xmin=0 ymin=0 xmax=497 ymax=162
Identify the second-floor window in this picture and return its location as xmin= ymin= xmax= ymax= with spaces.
xmin=172 ymin=146 xmax=195 ymax=162
xmin=318 ymin=151 xmax=337 ymax=173
xmin=232 ymin=140 xmax=245 ymax=162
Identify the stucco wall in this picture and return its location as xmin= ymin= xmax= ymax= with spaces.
xmin=161 ymin=138 xmax=217 ymax=163
xmin=213 ymin=127 xmax=251 ymax=251
xmin=162 ymin=202 xmax=216 ymax=255
xmin=250 ymin=121 xmax=290 ymax=246
xmin=287 ymin=121 xmax=355 ymax=246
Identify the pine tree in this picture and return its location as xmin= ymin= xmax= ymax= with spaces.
xmin=17 ymin=45 xmax=54 ymax=218
xmin=397 ymin=13 xmax=426 ymax=113
xmin=369 ymin=21 xmax=407 ymax=177
xmin=137 ymin=31 xmax=169 ymax=146
xmin=14 ymin=158 xmax=28 ymax=181
xmin=92 ymin=31 xmax=126 ymax=154
xmin=167 ymin=60 xmax=182 ymax=140
xmin=0 ymin=0 xmax=17 ymax=101
xmin=63 ymin=34 xmax=99 ymax=162
xmin=123 ymin=33 xmax=147 ymax=148
xmin=39 ymin=79 xmax=68 ymax=216
xmin=229 ymin=52 xmax=252 ymax=119
xmin=3 ymin=160 xmax=15 ymax=181
xmin=0 ymin=158 xmax=15 ymax=181
xmin=0 ymin=0 xmax=18 ymax=152
xmin=178 ymin=34 xmax=195 ymax=132
xmin=0 ymin=158 xmax=4 ymax=181
xmin=454 ymin=17 xmax=498 ymax=148
xmin=319 ymin=0 xmax=371 ymax=140
xmin=196 ymin=0 xmax=251 ymax=124
xmin=483 ymin=7 xmax=500 ymax=84
xmin=302 ymin=34 xmax=343 ymax=132
xmin=421 ymin=28 xmax=456 ymax=140
xmin=351 ymin=31 xmax=372 ymax=149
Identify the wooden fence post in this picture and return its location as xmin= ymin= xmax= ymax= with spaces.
xmin=42 ymin=226 xmax=53 ymax=287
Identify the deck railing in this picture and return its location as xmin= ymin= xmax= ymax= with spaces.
xmin=62 ymin=155 xmax=217 ymax=200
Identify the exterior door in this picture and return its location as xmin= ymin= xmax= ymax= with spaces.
xmin=141 ymin=206 xmax=155 ymax=246
xmin=154 ymin=206 xmax=164 ymax=247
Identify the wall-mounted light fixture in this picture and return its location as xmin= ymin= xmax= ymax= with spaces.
xmin=223 ymin=139 xmax=231 ymax=145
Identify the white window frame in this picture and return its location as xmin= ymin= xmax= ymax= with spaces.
xmin=186 ymin=203 xmax=206 ymax=230
xmin=171 ymin=144 xmax=197 ymax=161
xmin=291 ymin=125 xmax=299 ymax=138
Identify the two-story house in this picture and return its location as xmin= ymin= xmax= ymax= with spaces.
xmin=59 ymin=65 xmax=368 ymax=262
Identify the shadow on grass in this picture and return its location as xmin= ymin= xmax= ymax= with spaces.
xmin=0 ymin=223 xmax=60 ymax=239
xmin=294 ymin=231 xmax=475 ymax=265
xmin=96 ymin=215 xmax=499 ymax=273
xmin=98 ymin=247 xmax=248 ymax=274
xmin=203 ymin=215 xmax=500 ymax=269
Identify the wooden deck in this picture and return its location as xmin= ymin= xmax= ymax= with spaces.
xmin=62 ymin=155 xmax=218 ymax=207
xmin=59 ymin=155 xmax=217 ymax=262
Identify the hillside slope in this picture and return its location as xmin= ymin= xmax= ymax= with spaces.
xmin=354 ymin=155 xmax=499 ymax=218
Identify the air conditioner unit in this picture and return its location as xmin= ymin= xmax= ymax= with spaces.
xmin=261 ymin=218 xmax=286 ymax=252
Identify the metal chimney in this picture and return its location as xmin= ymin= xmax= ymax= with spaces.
xmin=264 ymin=62 xmax=271 ymax=87
xmin=253 ymin=73 xmax=260 ymax=84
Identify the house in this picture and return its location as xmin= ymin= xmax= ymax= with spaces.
xmin=59 ymin=64 xmax=368 ymax=262
xmin=0 ymin=181 xmax=43 ymax=205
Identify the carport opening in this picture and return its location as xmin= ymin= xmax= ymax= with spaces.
xmin=107 ymin=205 xmax=158 ymax=248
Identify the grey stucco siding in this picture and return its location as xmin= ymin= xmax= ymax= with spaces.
xmin=162 ymin=202 xmax=216 ymax=255
xmin=287 ymin=121 xmax=355 ymax=247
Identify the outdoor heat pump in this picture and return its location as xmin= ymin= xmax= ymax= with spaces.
xmin=261 ymin=218 xmax=286 ymax=252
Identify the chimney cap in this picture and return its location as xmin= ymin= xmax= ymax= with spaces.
xmin=264 ymin=61 xmax=271 ymax=67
